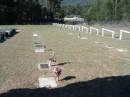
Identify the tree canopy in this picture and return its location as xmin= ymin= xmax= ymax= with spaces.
xmin=0 ymin=0 xmax=63 ymax=24
xmin=62 ymin=0 xmax=130 ymax=23
xmin=0 ymin=0 xmax=130 ymax=24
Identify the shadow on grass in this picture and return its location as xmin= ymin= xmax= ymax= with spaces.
xmin=61 ymin=76 xmax=76 ymax=81
xmin=57 ymin=62 xmax=72 ymax=66
xmin=1 ymin=75 xmax=130 ymax=97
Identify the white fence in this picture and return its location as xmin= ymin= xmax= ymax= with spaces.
xmin=53 ymin=23 xmax=130 ymax=40
xmin=119 ymin=30 xmax=130 ymax=40
xmin=102 ymin=28 xmax=115 ymax=38
xmin=90 ymin=27 xmax=99 ymax=35
xmin=82 ymin=26 xmax=89 ymax=33
xmin=74 ymin=25 xmax=81 ymax=31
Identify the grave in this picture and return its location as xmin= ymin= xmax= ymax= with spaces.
xmin=38 ymin=77 xmax=57 ymax=88
xmin=33 ymin=34 xmax=38 ymax=37
xmin=35 ymin=44 xmax=43 ymax=48
xmin=80 ymin=37 xmax=88 ymax=40
xmin=95 ymin=41 xmax=105 ymax=44
xmin=105 ymin=45 xmax=114 ymax=49
xmin=116 ymin=49 xmax=128 ymax=52
xmin=33 ymin=33 xmax=38 ymax=37
xmin=34 ymin=42 xmax=41 ymax=44
xmin=35 ymin=48 xmax=45 ymax=53
xmin=38 ymin=63 xmax=49 ymax=70
xmin=67 ymin=33 xmax=73 ymax=35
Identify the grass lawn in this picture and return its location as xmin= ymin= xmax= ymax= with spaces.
xmin=0 ymin=25 xmax=130 ymax=94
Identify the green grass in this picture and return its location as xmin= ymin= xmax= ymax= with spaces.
xmin=0 ymin=25 xmax=130 ymax=93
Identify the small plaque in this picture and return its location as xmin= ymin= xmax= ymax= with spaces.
xmin=35 ymin=44 xmax=43 ymax=47
xmin=34 ymin=42 xmax=41 ymax=44
xmin=39 ymin=63 xmax=49 ymax=69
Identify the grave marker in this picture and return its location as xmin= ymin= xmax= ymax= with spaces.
xmin=80 ymin=37 xmax=88 ymax=40
xmin=35 ymin=48 xmax=44 ymax=53
xmin=38 ymin=63 xmax=49 ymax=70
xmin=116 ymin=49 xmax=128 ymax=52
xmin=33 ymin=33 xmax=38 ymax=37
xmin=105 ymin=45 xmax=114 ymax=49
xmin=38 ymin=77 xmax=57 ymax=88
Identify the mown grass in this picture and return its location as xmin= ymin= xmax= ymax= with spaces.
xmin=0 ymin=25 xmax=130 ymax=93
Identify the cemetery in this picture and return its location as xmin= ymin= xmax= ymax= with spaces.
xmin=0 ymin=24 xmax=130 ymax=96
xmin=0 ymin=0 xmax=130 ymax=96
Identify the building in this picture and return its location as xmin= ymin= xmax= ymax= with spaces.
xmin=64 ymin=15 xmax=84 ymax=24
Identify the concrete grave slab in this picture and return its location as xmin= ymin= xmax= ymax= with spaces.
xmin=33 ymin=33 xmax=38 ymax=37
xmin=35 ymin=48 xmax=45 ymax=53
xmin=95 ymin=41 xmax=105 ymax=44
xmin=38 ymin=77 xmax=57 ymax=88
xmin=80 ymin=37 xmax=88 ymax=40
xmin=116 ymin=49 xmax=128 ymax=52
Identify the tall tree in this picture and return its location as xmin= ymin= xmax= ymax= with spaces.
xmin=47 ymin=0 xmax=63 ymax=20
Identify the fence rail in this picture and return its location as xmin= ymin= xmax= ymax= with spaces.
xmin=102 ymin=28 xmax=115 ymax=38
xmin=53 ymin=23 xmax=130 ymax=40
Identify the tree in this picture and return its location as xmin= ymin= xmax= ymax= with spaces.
xmin=47 ymin=0 xmax=63 ymax=20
